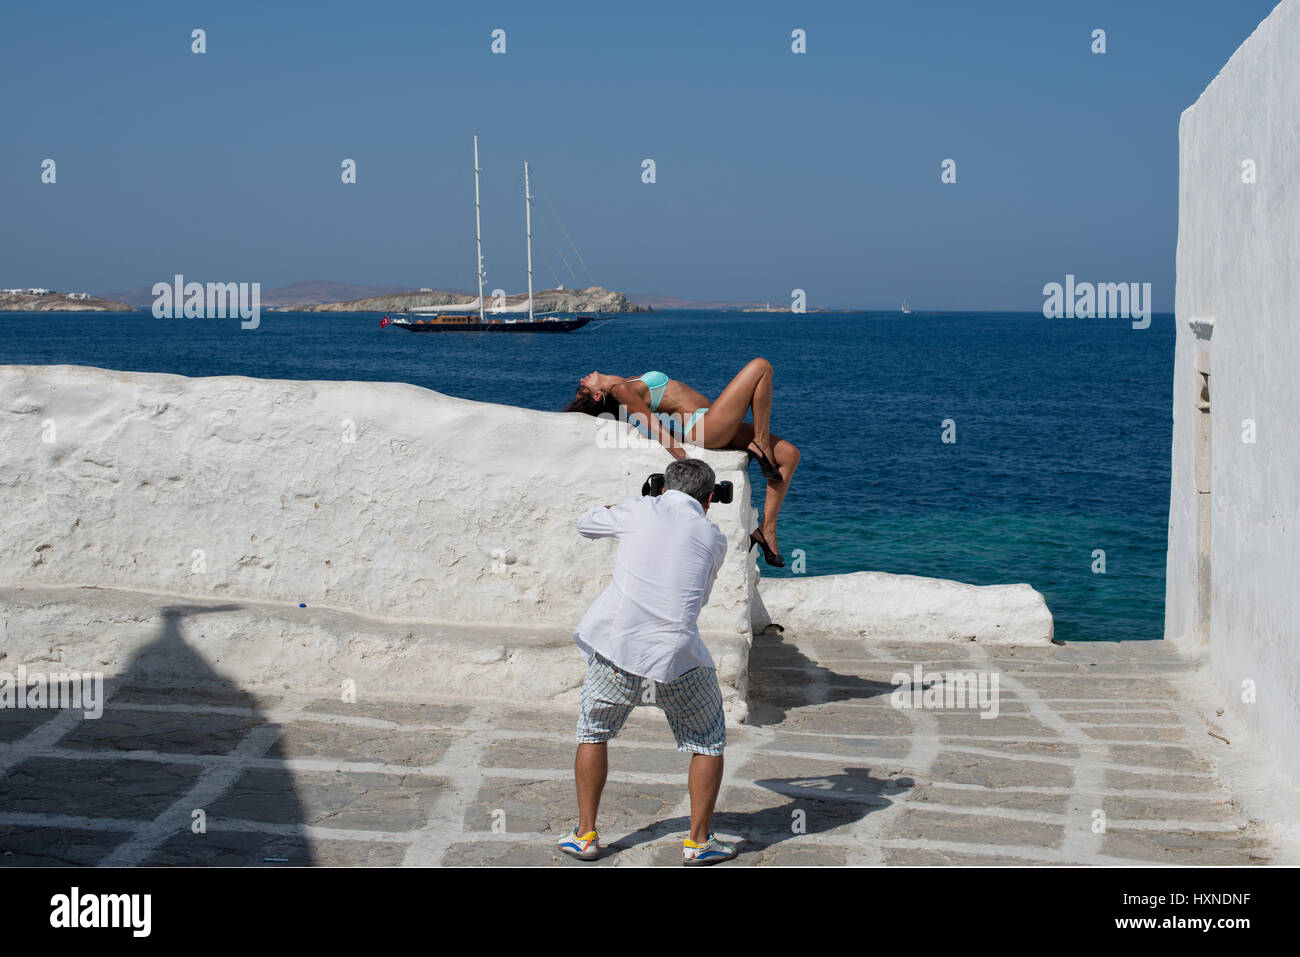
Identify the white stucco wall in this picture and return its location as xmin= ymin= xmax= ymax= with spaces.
xmin=1169 ymin=0 xmax=1300 ymax=780
xmin=0 ymin=364 xmax=755 ymax=637
xmin=754 ymin=573 xmax=1053 ymax=645
xmin=2 ymin=364 xmax=1055 ymax=717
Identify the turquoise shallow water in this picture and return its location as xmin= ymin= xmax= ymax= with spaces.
xmin=0 ymin=309 xmax=1174 ymax=642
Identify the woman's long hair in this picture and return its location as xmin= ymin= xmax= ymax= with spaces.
xmin=563 ymin=391 xmax=623 ymax=417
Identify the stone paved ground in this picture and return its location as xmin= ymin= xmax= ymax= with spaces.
xmin=0 ymin=631 xmax=1292 ymax=866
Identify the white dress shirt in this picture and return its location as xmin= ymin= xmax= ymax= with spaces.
xmin=573 ymin=490 xmax=729 ymax=682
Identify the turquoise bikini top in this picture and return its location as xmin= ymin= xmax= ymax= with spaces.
xmin=637 ymin=371 xmax=669 ymax=411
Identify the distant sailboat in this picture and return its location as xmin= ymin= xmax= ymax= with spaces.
xmin=901 ymin=298 xmax=912 ymax=315
xmin=386 ymin=137 xmax=596 ymax=334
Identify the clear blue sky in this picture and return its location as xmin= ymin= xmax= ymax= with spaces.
xmin=0 ymin=0 xmax=1280 ymax=309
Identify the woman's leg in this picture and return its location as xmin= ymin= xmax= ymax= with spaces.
xmin=689 ymin=358 xmax=774 ymax=457
xmin=727 ymin=424 xmax=801 ymax=555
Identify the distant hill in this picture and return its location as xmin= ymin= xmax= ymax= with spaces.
xmin=0 ymin=291 xmax=132 ymax=312
xmin=102 ymin=280 xmax=423 ymax=310
xmin=627 ymin=293 xmax=807 ymax=310
xmin=298 ymin=286 xmax=649 ymax=314
xmin=260 ymin=281 xmax=424 ymax=309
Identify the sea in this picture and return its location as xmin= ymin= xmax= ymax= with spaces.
xmin=1 ymin=309 xmax=1174 ymax=643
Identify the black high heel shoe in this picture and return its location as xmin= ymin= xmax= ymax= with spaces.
xmin=746 ymin=444 xmax=782 ymax=482
xmin=749 ymin=529 xmax=785 ymax=567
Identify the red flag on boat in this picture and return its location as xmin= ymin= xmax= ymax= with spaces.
xmin=380 ymin=315 xmax=392 ymax=329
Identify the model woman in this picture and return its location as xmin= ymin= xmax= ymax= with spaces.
xmin=564 ymin=358 xmax=799 ymax=566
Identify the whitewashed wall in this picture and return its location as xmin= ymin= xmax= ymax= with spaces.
xmin=0 ymin=364 xmax=755 ymax=638
xmin=1169 ymin=0 xmax=1300 ymax=780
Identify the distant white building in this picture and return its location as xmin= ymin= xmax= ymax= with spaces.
xmin=419 ymin=287 xmax=433 ymax=292
xmin=25 ymin=288 xmax=50 ymax=296
xmin=1167 ymin=0 xmax=1300 ymax=781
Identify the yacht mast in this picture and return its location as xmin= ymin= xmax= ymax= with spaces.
xmin=524 ymin=162 xmax=535 ymax=320
xmin=474 ymin=135 xmax=485 ymax=322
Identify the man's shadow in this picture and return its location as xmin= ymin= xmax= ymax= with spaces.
xmin=0 ymin=603 xmax=313 ymax=866
xmin=606 ymin=767 xmax=913 ymax=859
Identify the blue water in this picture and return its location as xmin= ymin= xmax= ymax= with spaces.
xmin=1 ymin=309 xmax=1174 ymax=642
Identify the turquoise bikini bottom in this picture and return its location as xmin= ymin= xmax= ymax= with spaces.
xmin=647 ymin=407 xmax=708 ymax=440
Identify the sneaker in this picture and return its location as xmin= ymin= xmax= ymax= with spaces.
xmin=557 ymin=827 xmax=600 ymax=861
xmin=682 ymin=833 xmax=737 ymax=866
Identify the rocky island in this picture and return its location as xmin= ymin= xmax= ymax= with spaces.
xmin=294 ymin=285 xmax=649 ymax=314
xmin=0 ymin=289 xmax=132 ymax=312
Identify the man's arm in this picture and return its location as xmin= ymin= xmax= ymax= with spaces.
xmin=698 ymin=526 xmax=729 ymax=602
xmin=576 ymin=495 xmax=639 ymax=539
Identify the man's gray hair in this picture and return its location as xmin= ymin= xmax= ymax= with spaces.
xmin=665 ymin=458 xmax=715 ymax=506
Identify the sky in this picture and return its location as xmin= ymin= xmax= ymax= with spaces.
xmin=0 ymin=0 xmax=1282 ymax=310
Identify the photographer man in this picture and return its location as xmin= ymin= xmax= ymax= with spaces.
xmin=556 ymin=458 xmax=737 ymax=865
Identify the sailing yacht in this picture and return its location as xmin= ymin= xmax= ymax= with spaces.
xmin=901 ymin=299 xmax=912 ymax=315
xmin=386 ymin=138 xmax=596 ymax=333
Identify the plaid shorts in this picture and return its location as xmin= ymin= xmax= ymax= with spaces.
xmin=576 ymin=652 xmax=726 ymax=755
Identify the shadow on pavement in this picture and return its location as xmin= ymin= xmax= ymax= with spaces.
xmin=0 ymin=604 xmax=312 ymax=866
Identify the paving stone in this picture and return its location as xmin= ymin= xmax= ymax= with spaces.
xmin=752 ymin=703 xmax=914 ymax=736
xmin=0 ymin=826 xmax=134 ymax=866
xmin=931 ymin=714 xmax=1058 ymax=737
xmin=265 ymin=720 xmax=455 ymax=765
xmin=1105 ymin=769 xmax=1218 ymax=793
xmin=494 ymin=707 xmax=583 ymax=734
xmin=1101 ymin=828 xmax=1273 ymax=865
xmin=883 ymin=846 xmax=1076 ymax=866
xmin=1059 ymin=710 xmax=1180 ymax=725
xmin=439 ymin=839 xmax=571 ymax=867
xmin=953 ymin=739 xmax=1080 ymax=759
xmin=929 ymin=751 xmax=1074 ymax=789
xmin=1027 ymin=677 xmax=1179 ymax=700
xmin=712 ymin=777 xmax=900 ymax=847
xmin=302 ymin=699 xmax=472 ymax=726
xmin=1108 ymin=744 xmax=1213 ymax=773
xmin=765 ymin=730 xmax=911 ymax=759
xmin=210 ymin=768 xmax=447 ymax=831
xmin=304 ymin=839 xmax=409 ymax=867
xmin=0 ymin=707 xmax=65 ymax=742
xmin=1100 ymin=794 xmax=1241 ymax=825
xmin=2 ymin=756 xmax=201 ymax=819
xmin=482 ymin=737 xmax=689 ymax=774
xmin=743 ymin=841 xmax=848 ymax=866
xmin=465 ymin=777 xmax=680 ymax=836
xmin=146 ymin=829 xmax=316 ymax=866
xmin=1081 ymin=726 xmax=1188 ymax=743
xmin=908 ymin=785 xmax=1069 ymax=814
xmin=110 ymin=685 xmax=283 ymax=710
xmin=59 ymin=708 xmax=264 ymax=755
xmin=146 ymin=829 xmax=409 ymax=866
xmin=890 ymin=808 xmax=1065 ymax=849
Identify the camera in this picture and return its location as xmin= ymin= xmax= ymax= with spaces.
xmin=641 ymin=473 xmax=733 ymax=505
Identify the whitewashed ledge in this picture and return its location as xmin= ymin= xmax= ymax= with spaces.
xmin=754 ymin=573 xmax=1054 ymax=645
xmin=0 ymin=364 xmax=1053 ymax=724
xmin=0 ymin=584 xmax=753 ymax=722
